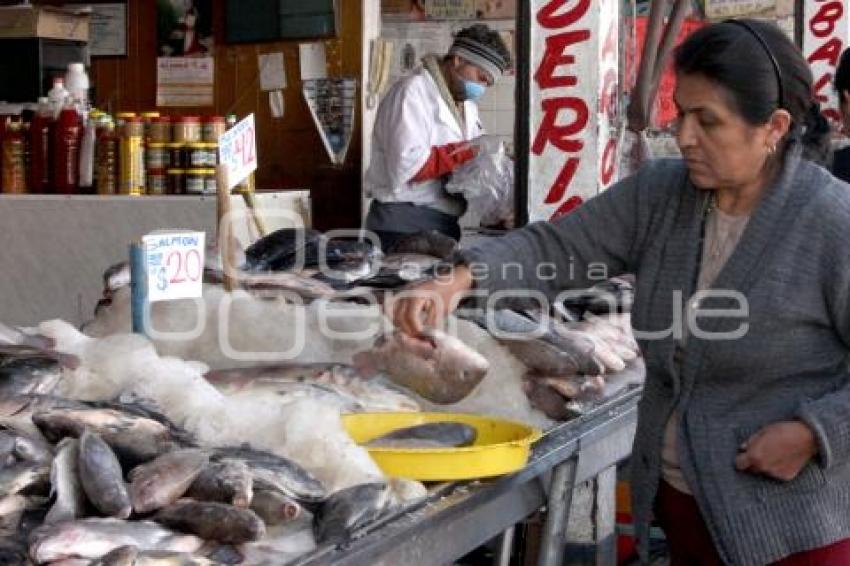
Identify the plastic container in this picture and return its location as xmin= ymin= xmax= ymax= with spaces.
xmin=147 ymin=171 xmax=167 ymax=195
xmin=2 ymin=120 xmax=26 ymax=193
xmin=78 ymin=113 xmax=96 ymax=192
xmin=167 ymin=168 xmax=186 ymax=195
xmin=185 ymin=142 xmax=207 ymax=168
xmin=174 ymin=116 xmax=201 ymax=143
xmin=185 ymin=168 xmax=206 ymax=194
xmin=28 ymin=97 xmax=52 ymax=193
xmin=53 ymin=103 xmax=82 ymax=194
xmin=148 ymin=117 xmax=172 ymax=144
xmin=119 ymin=118 xmax=144 ymax=196
xmin=65 ymin=63 xmax=89 ymax=104
xmin=203 ymin=170 xmax=217 ymax=194
xmin=95 ymin=119 xmax=117 ymax=195
xmin=146 ymin=143 xmax=169 ymax=170
xmin=202 ymin=115 xmax=226 ymax=142
xmin=342 ymin=412 xmax=542 ymax=481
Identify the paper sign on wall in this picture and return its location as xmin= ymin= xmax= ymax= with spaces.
xmin=143 ymin=231 xmax=205 ymax=302
xmin=299 ymin=43 xmax=328 ymax=80
xmin=218 ymin=114 xmax=257 ymax=189
xmin=259 ymin=52 xmax=287 ymax=91
xmin=156 ymin=57 xmax=215 ymax=107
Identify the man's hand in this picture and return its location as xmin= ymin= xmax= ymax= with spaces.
xmin=735 ymin=421 xmax=819 ymax=481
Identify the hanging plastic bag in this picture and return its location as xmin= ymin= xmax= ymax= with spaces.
xmin=446 ymin=135 xmax=514 ymax=228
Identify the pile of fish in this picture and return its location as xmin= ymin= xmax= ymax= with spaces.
xmin=462 ymin=294 xmax=640 ymax=421
xmin=0 ymin=345 xmax=416 ymax=564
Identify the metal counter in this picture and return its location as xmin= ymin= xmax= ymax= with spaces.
xmin=297 ymin=385 xmax=641 ymax=566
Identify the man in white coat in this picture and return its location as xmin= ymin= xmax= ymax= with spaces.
xmin=364 ymin=24 xmax=511 ymax=252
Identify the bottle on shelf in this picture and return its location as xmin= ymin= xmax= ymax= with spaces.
xmin=47 ymin=77 xmax=69 ymax=120
xmin=78 ymin=109 xmax=99 ymax=193
xmin=28 ymin=97 xmax=52 ymax=193
xmin=53 ymin=102 xmax=82 ymax=195
xmin=65 ymin=63 xmax=90 ymax=118
xmin=95 ymin=117 xmax=118 ymax=195
xmin=2 ymin=119 xmax=27 ymax=193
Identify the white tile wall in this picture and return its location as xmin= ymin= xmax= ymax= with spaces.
xmin=379 ymin=18 xmax=517 ymax=142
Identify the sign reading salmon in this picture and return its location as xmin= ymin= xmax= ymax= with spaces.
xmin=529 ymin=0 xmax=618 ymax=222
xmin=804 ymin=0 xmax=849 ymax=125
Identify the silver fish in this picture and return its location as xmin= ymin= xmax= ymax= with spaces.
xmin=155 ymin=500 xmax=266 ymax=544
xmin=0 ymin=461 xmax=49 ymax=497
xmin=187 ymin=460 xmax=253 ymax=508
xmin=29 ymin=518 xmax=205 ymax=563
xmin=78 ymin=430 xmax=132 ymax=519
xmin=314 ymin=482 xmax=395 ymax=544
xmin=129 ymin=449 xmax=209 ymax=514
xmin=212 ymin=446 xmax=325 ymax=504
xmin=45 ymin=438 xmax=86 ymax=525
xmin=365 ymin=422 xmax=477 ymax=449
xmin=249 ymin=488 xmax=303 ymax=525
xmin=353 ymin=329 xmax=490 ymax=404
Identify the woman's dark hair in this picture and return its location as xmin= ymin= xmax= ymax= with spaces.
xmin=674 ymin=19 xmax=829 ymax=162
xmin=834 ymin=48 xmax=850 ymax=96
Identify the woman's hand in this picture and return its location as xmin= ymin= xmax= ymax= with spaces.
xmin=389 ymin=266 xmax=474 ymax=338
xmin=734 ymin=421 xmax=819 ymax=481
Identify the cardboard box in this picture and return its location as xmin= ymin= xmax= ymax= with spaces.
xmin=0 ymin=6 xmax=89 ymax=42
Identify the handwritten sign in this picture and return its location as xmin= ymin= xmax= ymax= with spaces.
xmin=142 ymin=231 xmax=205 ymax=302
xmin=218 ymin=114 xmax=257 ymax=190
xmin=804 ymin=0 xmax=849 ymax=126
xmin=529 ymin=0 xmax=620 ymax=221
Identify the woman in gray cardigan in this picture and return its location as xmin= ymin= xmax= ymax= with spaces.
xmin=390 ymin=20 xmax=849 ymax=565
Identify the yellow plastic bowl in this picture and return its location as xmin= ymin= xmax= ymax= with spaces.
xmin=342 ymin=412 xmax=542 ymax=481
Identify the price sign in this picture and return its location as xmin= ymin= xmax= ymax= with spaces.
xmin=142 ymin=231 xmax=205 ymax=302
xmin=218 ymin=114 xmax=257 ymax=189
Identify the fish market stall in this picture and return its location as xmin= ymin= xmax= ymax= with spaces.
xmin=0 ymin=225 xmax=644 ymax=565
xmin=296 ymin=384 xmax=641 ymax=566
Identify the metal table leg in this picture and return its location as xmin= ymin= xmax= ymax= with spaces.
xmin=537 ymin=458 xmax=579 ymax=566
xmin=495 ymin=525 xmax=516 ymax=566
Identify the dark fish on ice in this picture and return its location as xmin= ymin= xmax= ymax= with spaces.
xmin=129 ymin=449 xmax=209 ymax=514
xmin=29 ymin=518 xmax=205 ymax=563
xmin=366 ymin=422 xmax=477 ymax=449
xmin=243 ymin=228 xmax=324 ymax=272
xmin=212 ymin=446 xmax=325 ymax=504
xmin=353 ymin=329 xmax=489 ymax=404
xmin=78 ymin=430 xmax=132 ymax=519
xmin=249 ymin=488 xmax=303 ymax=525
xmin=314 ymin=482 xmax=394 ymax=544
xmin=385 ymin=230 xmax=458 ymax=259
xmin=45 ymin=437 xmax=86 ymax=524
xmin=187 ymin=460 xmax=253 ymax=508
xmin=155 ymin=500 xmax=266 ymax=544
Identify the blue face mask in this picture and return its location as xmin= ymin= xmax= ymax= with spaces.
xmin=462 ymin=80 xmax=487 ymax=101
